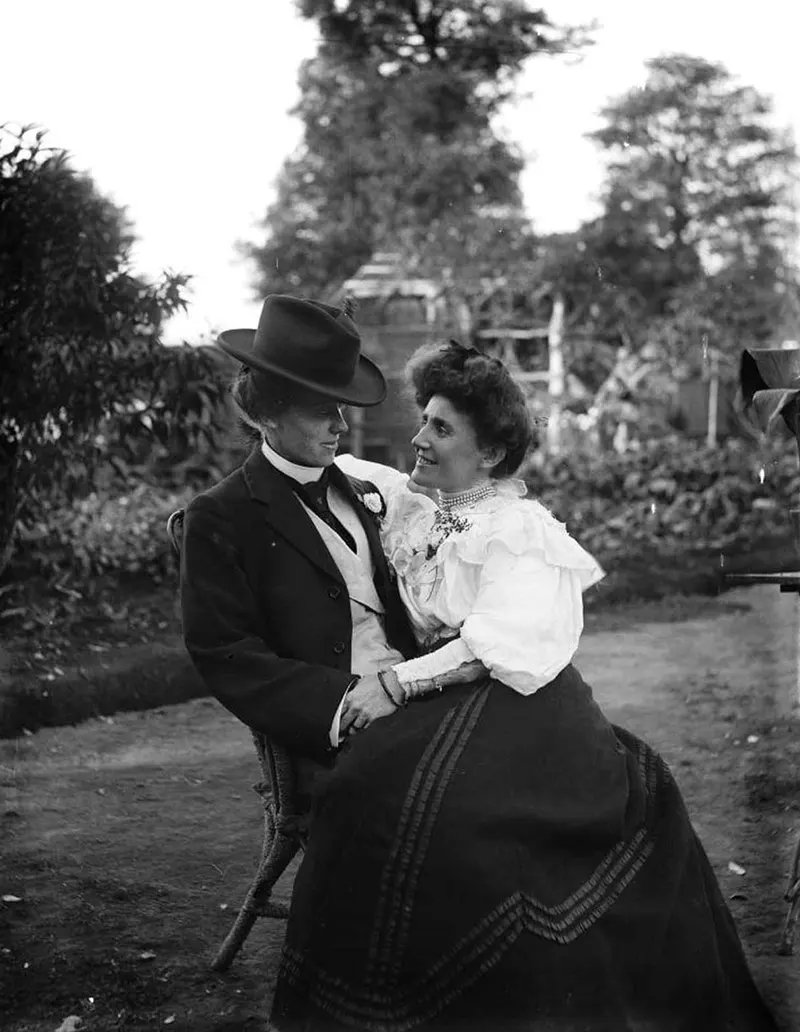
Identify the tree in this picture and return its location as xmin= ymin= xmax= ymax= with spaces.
xmin=585 ymin=53 xmax=799 ymax=362
xmin=0 ymin=126 xmax=228 ymax=576
xmin=244 ymin=0 xmax=590 ymax=298
xmin=589 ymin=54 xmax=797 ymax=266
xmin=524 ymin=55 xmax=800 ymax=451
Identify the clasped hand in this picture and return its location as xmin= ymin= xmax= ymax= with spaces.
xmin=340 ymin=674 xmax=397 ymax=739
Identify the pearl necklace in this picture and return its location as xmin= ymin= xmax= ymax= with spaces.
xmin=437 ymin=482 xmax=497 ymax=511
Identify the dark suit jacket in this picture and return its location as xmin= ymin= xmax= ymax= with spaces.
xmin=180 ymin=447 xmax=418 ymax=766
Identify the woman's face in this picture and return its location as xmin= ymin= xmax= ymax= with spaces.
xmin=410 ymin=394 xmax=500 ymax=493
xmin=265 ymin=398 xmax=349 ymax=467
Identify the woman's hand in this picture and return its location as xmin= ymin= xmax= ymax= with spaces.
xmin=340 ymin=674 xmax=397 ymax=737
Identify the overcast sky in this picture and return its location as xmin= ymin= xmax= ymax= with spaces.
xmin=4 ymin=0 xmax=799 ymax=342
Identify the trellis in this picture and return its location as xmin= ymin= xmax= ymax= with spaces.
xmin=336 ymin=255 xmax=586 ymax=459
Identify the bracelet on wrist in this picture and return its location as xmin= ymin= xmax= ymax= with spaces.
xmin=388 ymin=667 xmax=409 ymax=705
xmin=377 ymin=669 xmax=405 ymax=708
xmin=406 ymin=676 xmax=444 ymax=697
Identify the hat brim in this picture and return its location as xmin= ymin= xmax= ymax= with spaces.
xmin=216 ymin=329 xmax=387 ymax=407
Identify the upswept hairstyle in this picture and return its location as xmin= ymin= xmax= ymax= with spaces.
xmin=405 ymin=339 xmax=534 ymax=478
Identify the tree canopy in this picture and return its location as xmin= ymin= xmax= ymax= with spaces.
xmin=528 ymin=54 xmax=798 ymax=387
xmin=0 ymin=125 xmax=228 ymax=575
xmin=586 ymin=54 xmax=799 ymax=358
xmin=245 ymin=0 xmax=589 ymax=298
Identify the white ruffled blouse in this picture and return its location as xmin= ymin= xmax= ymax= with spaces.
xmin=336 ymin=455 xmax=605 ymax=697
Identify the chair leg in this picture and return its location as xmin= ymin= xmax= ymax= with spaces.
xmin=777 ymin=831 xmax=800 ymax=956
xmin=211 ymin=809 xmax=301 ymax=971
xmin=212 ymin=906 xmax=260 ymax=972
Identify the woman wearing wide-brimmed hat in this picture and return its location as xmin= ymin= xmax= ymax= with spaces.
xmin=180 ymin=293 xmax=420 ymax=805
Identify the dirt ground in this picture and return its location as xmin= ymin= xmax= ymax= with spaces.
xmin=3 ymin=585 xmax=800 ymax=1031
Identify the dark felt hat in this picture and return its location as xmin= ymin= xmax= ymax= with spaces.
xmin=217 ymin=294 xmax=386 ymax=407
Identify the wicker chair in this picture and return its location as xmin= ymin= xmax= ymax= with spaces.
xmin=167 ymin=508 xmax=305 ymax=971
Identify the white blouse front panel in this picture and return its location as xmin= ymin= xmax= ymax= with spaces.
xmin=335 ymin=455 xmax=605 ymax=696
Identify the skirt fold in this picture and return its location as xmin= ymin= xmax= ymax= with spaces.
xmin=271 ymin=666 xmax=777 ymax=1032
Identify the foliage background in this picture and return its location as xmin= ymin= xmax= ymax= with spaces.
xmin=8 ymin=435 xmax=796 ymax=591
xmin=0 ymin=125 xmax=239 ymax=580
xmin=3 ymin=2 xmax=800 ymax=610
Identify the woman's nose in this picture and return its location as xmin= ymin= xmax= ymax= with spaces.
xmin=333 ymin=407 xmax=348 ymax=433
xmin=411 ymin=425 xmax=427 ymax=448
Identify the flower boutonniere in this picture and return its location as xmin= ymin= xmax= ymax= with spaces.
xmin=356 ymin=484 xmax=387 ymax=522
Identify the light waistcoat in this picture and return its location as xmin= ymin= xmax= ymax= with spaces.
xmin=261 ymin=441 xmax=405 ymax=675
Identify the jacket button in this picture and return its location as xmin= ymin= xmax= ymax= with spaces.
xmin=332 ymin=641 xmax=346 ymax=655
xmin=328 ymin=586 xmax=341 ymax=600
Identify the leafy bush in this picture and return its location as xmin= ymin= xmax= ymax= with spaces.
xmin=12 ymin=435 xmax=800 ymax=588
xmin=523 ymin=435 xmax=800 ymax=560
xmin=0 ymin=126 xmax=234 ymax=578
xmin=16 ymin=483 xmax=195 ymax=582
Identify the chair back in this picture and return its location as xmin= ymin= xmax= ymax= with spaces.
xmin=166 ymin=508 xmax=304 ymax=841
xmin=166 ymin=508 xmax=185 ymax=557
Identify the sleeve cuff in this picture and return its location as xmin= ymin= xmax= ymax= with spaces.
xmin=329 ymin=688 xmax=349 ymax=747
xmin=393 ymin=637 xmax=476 ymax=686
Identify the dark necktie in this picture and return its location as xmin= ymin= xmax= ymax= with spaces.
xmin=292 ymin=468 xmax=358 ymax=554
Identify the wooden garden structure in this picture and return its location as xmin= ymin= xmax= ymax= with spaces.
xmin=335 ymin=253 xmax=574 ymax=465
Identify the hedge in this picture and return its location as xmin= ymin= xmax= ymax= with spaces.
xmin=15 ymin=483 xmax=196 ymax=581
xmin=6 ymin=434 xmax=800 ymax=737
xmin=523 ymin=435 xmax=799 ymax=561
xmin=12 ymin=435 xmax=800 ymax=583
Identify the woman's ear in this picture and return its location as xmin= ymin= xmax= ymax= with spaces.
xmin=480 ymin=445 xmax=506 ymax=472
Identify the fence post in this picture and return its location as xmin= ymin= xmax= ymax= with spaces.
xmin=351 ymin=408 xmax=365 ymax=458
xmin=706 ymin=349 xmax=719 ymax=449
xmin=546 ymin=293 xmax=565 ymax=456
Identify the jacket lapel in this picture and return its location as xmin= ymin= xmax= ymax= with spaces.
xmin=328 ymin=462 xmax=392 ymax=608
xmin=243 ymin=447 xmax=345 ymax=586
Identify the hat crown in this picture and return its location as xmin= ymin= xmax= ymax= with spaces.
xmin=254 ymin=295 xmax=360 ymax=388
xmin=216 ymin=294 xmax=386 ymax=407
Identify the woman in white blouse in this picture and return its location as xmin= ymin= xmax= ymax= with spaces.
xmin=270 ymin=341 xmax=776 ymax=1032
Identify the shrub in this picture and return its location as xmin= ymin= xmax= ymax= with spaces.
xmin=523 ymin=435 xmax=800 ymax=561
xmin=16 ymin=483 xmax=195 ymax=582
xmin=13 ymin=435 xmax=800 ymax=588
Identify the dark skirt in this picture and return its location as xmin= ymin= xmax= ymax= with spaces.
xmin=270 ymin=666 xmax=777 ymax=1032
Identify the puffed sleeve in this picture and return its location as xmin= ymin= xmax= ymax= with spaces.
xmin=334 ymin=453 xmax=408 ymax=506
xmin=392 ymin=504 xmax=605 ymax=696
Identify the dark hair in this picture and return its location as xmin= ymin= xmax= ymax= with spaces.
xmin=229 ymin=366 xmax=331 ymax=443
xmin=405 ymin=339 xmax=534 ymax=478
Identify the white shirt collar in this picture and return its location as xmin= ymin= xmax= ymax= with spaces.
xmin=260 ymin=438 xmax=326 ymax=485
